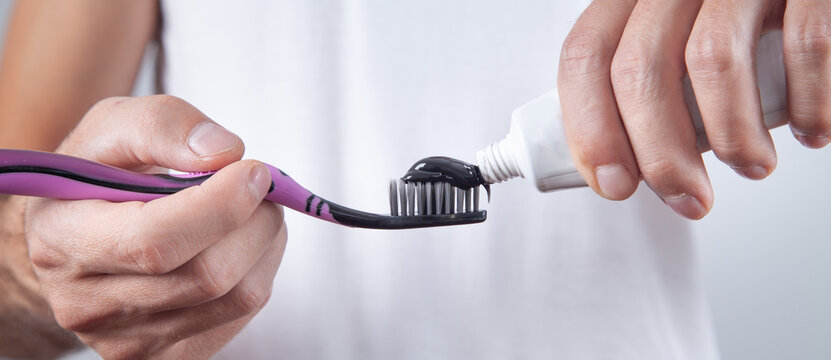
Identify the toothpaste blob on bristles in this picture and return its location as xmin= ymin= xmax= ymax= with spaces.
xmin=401 ymin=156 xmax=491 ymax=200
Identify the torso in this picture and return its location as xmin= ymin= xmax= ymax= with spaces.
xmin=160 ymin=1 xmax=717 ymax=359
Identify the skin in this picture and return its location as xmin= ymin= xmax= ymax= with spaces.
xmin=0 ymin=1 xmax=287 ymax=359
xmin=0 ymin=0 xmax=155 ymax=151
xmin=558 ymin=0 xmax=830 ymax=219
xmin=25 ymin=96 xmax=288 ymax=359
xmin=0 ymin=0 xmax=828 ymax=358
xmin=0 ymin=0 xmax=158 ymax=357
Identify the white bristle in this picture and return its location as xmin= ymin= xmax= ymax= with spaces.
xmin=426 ymin=182 xmax=433 ymax=215
xmin=398 ymin=180 xmax=407 ymax=215
xmin=435 ymin=183 xmax=444 ymax=214
xmin=388 ymin=180 xmax=483 ymax=216
xmin=389 ymin=180 xmax=399 ymax=216
xmin=456 ymin=188 xmax=463 ymax=213
xmin=473 ymin=187 xmax=480 ymax=211
xmin=465 ymin=189 xmax=472 ymax=212
xmin=448 ymin=184 xmax=455 ymax=214
xmin=406 ymin=182 xmax=415 ymax=216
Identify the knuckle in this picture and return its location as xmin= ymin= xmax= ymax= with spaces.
xmin=88 ymin=97 xmax=130 ymax=117
xmin=791 ymin=128 xmax=831 ymax=149
xmin=74 ymin=97 xmax=131 ymax=134
xmin=51 ymin=303 xmax=81 ymax=331
xmin=791 ymin=117 xmax=831 ymax=138
xmin=144 ymin=94 xmax=188 ymax=115
xmin=709 ymin=138 xmax=770 ymax=168
xmin=560 ymin=27 xmax=613 ymax=75
xmin=95 ymin=340 xmax=149 ymax=360
xmin=27 ymin=239 xmax=65 ymax=270
xmin=685 ymin=30 xmax=736 ymax=77
xmin=231 ymin=283 xmax=272 ymax=315
xmin=198 ymin=186 xmax=251 ymax=233
xmin=785 ymin=22 xmax=831 ymax=59
xmin=218 ymin=203 xmax=250 ymax=232
xmin=52 ymin=301 xmax=108 ymax=332
xmin=638 ymin=158 xmax=678 ymax=182
xmin=254 ymin=203 xmax=286 ymax=236
xmin=54 ymin=313 xmax=88 ymax=332
xmin=124 ymin=238 xmax=178 ymax=275
xmin=192 ymin=257 xmax=235 ymax=300
xmin=788 ymin=93 xmax=831 ymax=134
xmin=140 ymin=95 xmax=191 ymax=128
xmin=610 ymin=44 xmax=657 ymax=91
xmin=638 ymin=157 xmax=710 ymax=199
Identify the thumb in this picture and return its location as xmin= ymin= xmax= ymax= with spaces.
xmin=58 ymin=95 xmax=244 ymax=172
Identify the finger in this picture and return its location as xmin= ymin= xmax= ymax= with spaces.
xmin=51 ymin=203 xmax=284 ymax=329
xmin=686 ymin=0 xmax=779 ymax=180
xmin=610 ymin=0 xmax=714 ymax=219
xmin=72 ymin=223 xmax=283 ymax=360
xmin=163 ymin=225 xmax=287 ymax=357
xmin=559 ymin=0 xmax=640 ymax=200
xmin=164 ymin=314 xmax=256 ymax=359
xmin=783 ymin=0 xmax=831 ymax=148
xmin=145 ymin=224 xmax=285 ymax=354
xmin=31 ymin=159 xmax=274 ymax=275
xmin=112 ymin=160 xmax=274 ymax=275
xmin=59 ymin=95 xmax=244 ymax=172
xmin=133 ymin=202 xmax=284 ymax=312
xmin=27 ymin=96 xmax=255 ymax=274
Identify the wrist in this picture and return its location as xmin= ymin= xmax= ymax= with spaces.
xmin=0 ymin=196 xmax=38 ymax=296
xmin=0 ymin=195 xmax=81 ymax=358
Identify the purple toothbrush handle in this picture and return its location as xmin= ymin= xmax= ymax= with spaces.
xmin=0 ymin=149 xmax=340 ymax=225
xmin=263 ymin=165 xmax=337 ymax=223
xmin=0 ymin=149 xmax=211 ymax=201
xmin=0 ymin=172 xmax=171 ymax=202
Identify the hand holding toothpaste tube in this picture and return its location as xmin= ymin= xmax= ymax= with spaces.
xmin=558 ymin=0 xmax=828 ymax=219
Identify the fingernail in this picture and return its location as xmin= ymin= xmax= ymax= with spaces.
xmin=664 ymin=194 xmax=706 ymax=220
xmin=734 ymin=165 xmax=769 ymax=180
xmin=249 ymin=163 xmax=271 ymax=199
xmin=188 ymin=122 xmax=239 ymax=157
xmin=795 ymin=135 xmax=829 ymax=149
xmin=595 ymin=164 xmax=635 ymax=199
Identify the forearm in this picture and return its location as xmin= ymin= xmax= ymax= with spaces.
xmin=0 ymin=0 xmax=159 ymax=151
xmin=0 ymin=195 xmax=80 ymax=358
xmin=0 ymin=1 xmax=158 ymax=356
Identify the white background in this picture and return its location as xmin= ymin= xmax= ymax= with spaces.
xmin=1 ymin=1 xmax=829 ymax=359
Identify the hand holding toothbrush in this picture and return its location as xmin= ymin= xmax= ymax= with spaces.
xmin=22 ymin=96 xmax=287 ymax=359
xmin=558 ymin=0 xmax=828 ymax=219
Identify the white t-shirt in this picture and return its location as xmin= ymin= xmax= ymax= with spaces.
xmin=160 ymin=1 xmax=718 ymax=359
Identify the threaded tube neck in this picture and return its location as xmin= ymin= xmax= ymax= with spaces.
xmin=476 ymin=137 xmax=523 ymax=184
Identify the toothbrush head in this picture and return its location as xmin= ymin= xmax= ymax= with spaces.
xmin=381 ymin=156 xmax=490 ymax=228
xmin=319 ymin=187 xmax=484 ymax=229
xmin=383 ymin=179 xmax=487 ymax=227
xmin=388 ymin=179 xmax=484 ymax=216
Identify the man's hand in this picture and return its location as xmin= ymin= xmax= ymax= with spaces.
xmin=0 ymin=195 xmax=81 ymax=358
xmin=24 ymin=95 xmax=287 ymax=359
xmin=558 ymin=0 xmax=828 ymax=219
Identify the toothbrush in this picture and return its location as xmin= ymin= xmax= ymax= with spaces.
xmin=0 ymin=149 xmax=486 ymax=229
